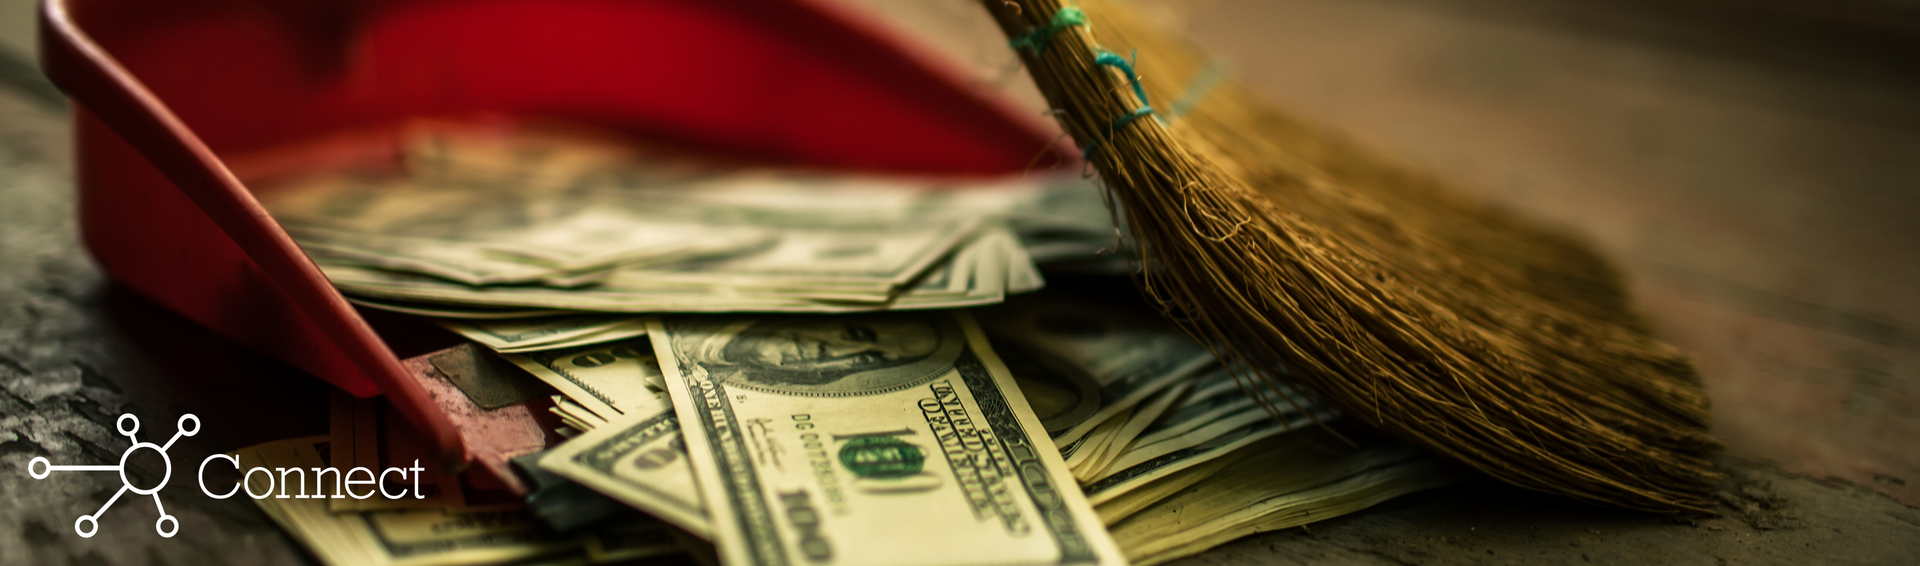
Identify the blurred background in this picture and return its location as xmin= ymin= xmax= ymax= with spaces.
xmin=1 ymin=0 xmax=1916 ymax=564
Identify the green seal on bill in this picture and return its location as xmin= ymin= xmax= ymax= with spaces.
xmin=837 ymin=436 xmax=925 ymax=479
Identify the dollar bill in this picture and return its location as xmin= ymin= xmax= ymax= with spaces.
xmin=292 ymin=225 xmax=600 ymax=287
xmin=539 ymin=411 xmax=713 ymax=539
xmin=346 ymin=296 xmax=570 ymax=319
xmin=399 ymin=122 xmax=1117 ymax=251
xmin=1062 ymin=406 xmax=1133 ymax=474
xmin=259 ymin=124 xmax=1099 ymax=315
xmin=263 ymin=167 xmax=776 ymax=281
xmin=584 ymin=520 xmax=687 ymax=563
xmin=315 ymin=224 xmax=1025 ymax=313
xmin=235 ymin=436 xmax=638 ymax=566
xmin=477 ymin=210 xmax=777 ymax=273
xmin=1090 ymin=427 xmax=1363 ymax=526
xmin=551 ymin=395 xmax=609 ymax=431
xmin=553 ymin=414 xmax=597 ymax=435
xmin=1068 ymin=380 xmax=1192 ymax=481
xmin=650 ymin=311 xmax=1125 ymax=566
xmin=1003 ymin=235 xmax=1047 ymax=294
xmin=501 ymin=338 xmax=666 ymax=423
xmin=1117 ymin=367 xmax=1250 ymax=448
xmin=268 ymin=165 xmax=989 ymax=300
xmin=1109 ymin=444 xmax=1464 ymax=566
xmin=493 ymin=320 xmax=651 ymax=354
xmin=1082 ymin=409 xmax=1338 ymax=506
xmin=1091 ymin=448 xmax=1248 ymax=527
xmin=1106 ymin=372 xmax=1316 ymax=457
xmin=600 ymin=218 xmax=984 ymax=299
xmin=979 ymin=295 xmax=1216 ymax=447
xmin=438 ymin=315 xmax=645 ymax=352
xmin=1096 ymin=384 xmax=1331 ymax=484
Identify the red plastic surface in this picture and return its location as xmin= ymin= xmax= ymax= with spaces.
xmin=40 ymin=0 xmax=1066 ymax=470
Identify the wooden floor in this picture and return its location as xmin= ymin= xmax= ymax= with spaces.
xmin=1 ymin=0 xmax=1916 ymax=564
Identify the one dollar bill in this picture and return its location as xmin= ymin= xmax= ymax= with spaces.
xmin=650 ymin=311 xmax=1126 ymax=566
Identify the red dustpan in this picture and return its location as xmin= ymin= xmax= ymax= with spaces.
xmin=40 ymin=0 xmax=1065 ymax=482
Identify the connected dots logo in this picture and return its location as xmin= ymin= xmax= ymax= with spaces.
xmin=27 ymin=413 xmax=200 ymax=538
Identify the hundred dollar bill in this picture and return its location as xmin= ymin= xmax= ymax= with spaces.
xmin=585 ymin=520 xmax=687 ymax=563
xmin=346 ymin=296 xmax=569 ymax=319
xmin=267 ymin=123 xmax=1089 ymax=307
xmin=236 ymin=437 xmax=600 ymax=566
xmin=1060 ymin=406 xmax=1132 ymax=477
xmin=1082 ymin=409 xmax=1335 ymax=506
xmin=290 ymin=225 xmax=599 ymax=287
xmin=1107 ymin=374 xmax=1317 ymax=460
xmin=315 ymin=225 xmax=1025 ymax=313
xmin=552 ymin=395 xmax=610 ymax=430
xmin=979 ymin=295 xmax=1216 ymax=447
xmin=1110 ymin=446 xmax=1461 ymax=566
xmin=500 ymin=338 xmax=666 ymax=422
xmin=599 ymin=217 xmax=984 ymax=300
xmin=1095 ymin=383 xmax=1331 ymax=484
xmin=1091 ymin=449 xmax=1245 ymax=527
xmin=401 ymin=122 xmax=1116 ymax=252
xmin=1092 ymin=427 xmax=1356 ymax=526
xmin=650 ymin=311 xmax=1126 ymax=566
xmin=1117 ymin=367 xmax=1247 ymax=448
xmin=1069 ymin=381 xmax=1191 ymax=482
xmin=438 ymin=315 xmax=644 ymax=352
xmin=261 ymin=169 xmax=775 ymax=276
xmin=540 ymin=411 xmax=713 ymax=539
xmin=494 ymin=319 xmax=651 ymax=354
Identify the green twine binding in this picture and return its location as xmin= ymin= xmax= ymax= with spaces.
xmin=1084 ymin=50 xmax=1159 ymax=159
xmin=1093 ymin=50 xmax=1155 ymax=117
xmin=1008 ymin=7 xmax=1088 ymax=55
xmin=1086 ymin=107 xmax=1156 ymax=160
xmin=1013 ymin=8 xmax=1219 ymax=159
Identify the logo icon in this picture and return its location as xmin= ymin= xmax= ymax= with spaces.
xmin=27 ymin=413 xmax=200 ymax=538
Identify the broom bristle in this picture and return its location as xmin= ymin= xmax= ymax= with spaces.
xmin=983 ymin=0 xmax=1719 ymax=513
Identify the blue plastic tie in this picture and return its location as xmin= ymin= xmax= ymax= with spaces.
xmin=1008 ymin=7 xmax=1088 ymax=55
xmin=1094 ymin=50 xmax=1154 ymax=114
xmin=1082 ymin=50 xmax=1161 ymax=159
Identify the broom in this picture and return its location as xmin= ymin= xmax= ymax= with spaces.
xmin=979 ymin=0 xmax=1719 ymax=514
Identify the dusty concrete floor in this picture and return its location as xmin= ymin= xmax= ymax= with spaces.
xmin=2 ymin=0 xmax=1918 ymax=565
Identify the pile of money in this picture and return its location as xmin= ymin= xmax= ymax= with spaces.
xmin=236 ymin=124 xmax=1464 ymax=566
xmin=502 ymin=294 xmax=1463 ymax=566
xmin=257 ymin=124 xmax=1123 ymax=318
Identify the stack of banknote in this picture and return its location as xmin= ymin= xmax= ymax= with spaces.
xmin=496 ymin=293 xmax=1461 ymax=566
xmin=236 ymin=124 xmax=1465 ymax=566
xmin=256 ymin=124 xmax=1125 ymax=318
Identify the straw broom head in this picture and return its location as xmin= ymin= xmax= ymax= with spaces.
xmin=982 ymin=0 xmax=1719 ymax=514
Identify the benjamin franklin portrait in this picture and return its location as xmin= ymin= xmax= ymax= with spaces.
xmin=674 ymin=312 xmax=966 ymax=396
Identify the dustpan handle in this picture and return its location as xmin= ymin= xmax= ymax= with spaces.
xmin=37 ymin=0 xmax=470 ymax=470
